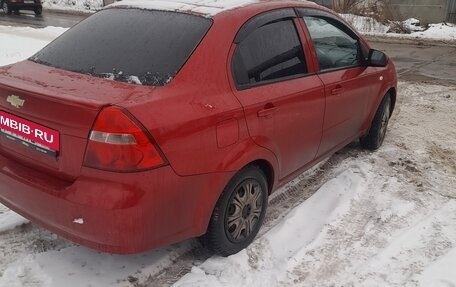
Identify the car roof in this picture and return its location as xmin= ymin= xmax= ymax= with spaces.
xmin=107 ymin=0 xmax=322 ymax=18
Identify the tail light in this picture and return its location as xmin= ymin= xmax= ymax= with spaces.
xmin=83 ymin=106 xmax=166 ymax=172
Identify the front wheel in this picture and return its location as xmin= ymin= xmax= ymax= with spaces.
xmin=2 ymin=2 xmax=11 ymax=14
xmin=360 ymin=94 xmax=392 ymax=150
xmin=203 ymin=165 xmax=268 ymax=256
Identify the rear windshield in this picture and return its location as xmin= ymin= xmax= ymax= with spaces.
xmin=30 ymin=9 xmax=212 ymax=86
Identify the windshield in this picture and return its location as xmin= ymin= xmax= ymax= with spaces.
xmin=30 ymin=9 xmax=212 ymax=86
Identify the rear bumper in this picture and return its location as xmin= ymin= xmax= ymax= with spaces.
xmin=0 ymin=153 xmax=233 ymax=254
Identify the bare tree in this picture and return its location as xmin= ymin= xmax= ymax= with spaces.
xmin=332 ymin=0 xmax=363 ymax=13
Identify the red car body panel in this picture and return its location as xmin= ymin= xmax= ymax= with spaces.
xmin=0 ymin=1 xmax=397 ymax=253
xmin=0 ymin=152 xmax=235 ymax=253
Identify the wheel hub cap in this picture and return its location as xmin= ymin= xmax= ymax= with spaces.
xmin=225 ymin=180 xmax=263 ymax=243
xmin=242 ymin=204 xmax=252 ymax=218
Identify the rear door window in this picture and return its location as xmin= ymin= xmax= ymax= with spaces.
xmin=232 ymin=19 xmax=308 ymax=88
xmin=30 ymin=9 xmax=212 ymax=86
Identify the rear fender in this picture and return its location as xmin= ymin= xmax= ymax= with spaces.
xmin=193 ymin=138 xmax=278 ymax=234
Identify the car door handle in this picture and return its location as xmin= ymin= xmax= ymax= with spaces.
xmin=257 ymin=104 xmax=277 ymax=118
xmin=331 ymin=86 xmax=345 ymax=95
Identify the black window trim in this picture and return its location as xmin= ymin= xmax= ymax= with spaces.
xmin=234 ymin=8 xmax=297 ymax=44
xmin=297 ymin=8 xmax=370 ymax=72
xmin=296 ymin=8 xmax=360 ymax=39
xmin=236 ymin=72 xmax=317 ymax=91
xmin=232 ymin=9 xmax=313 ymax=91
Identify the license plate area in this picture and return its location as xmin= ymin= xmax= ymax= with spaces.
xmin=0 ymin=110 xmax=59 ymax=157
xmin=24 ymin=0 xmax=34 ymax=4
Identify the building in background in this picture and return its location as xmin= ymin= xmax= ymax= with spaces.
xmin=387 ymin=0 xmax=456 ymax=24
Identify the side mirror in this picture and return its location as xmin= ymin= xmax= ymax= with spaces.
xmin=367 ymin=49 xmax=388 ymax=67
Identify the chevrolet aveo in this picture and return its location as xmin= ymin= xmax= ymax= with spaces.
xmin=0 ymin=0 xmax=397 ymax=256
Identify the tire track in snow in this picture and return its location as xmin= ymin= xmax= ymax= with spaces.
xmin=0 ymin=223 xmax=71 ymax=278
xmin=278 ymin=82 xmax=456 ymax=286
xmin=140 ymin=145 xmax=363 ymax=287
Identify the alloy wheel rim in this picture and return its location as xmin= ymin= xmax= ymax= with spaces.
xmin=225 ymin=179 xmax=263 ymax=243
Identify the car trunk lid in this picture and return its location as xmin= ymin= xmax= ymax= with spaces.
xmin=0 ymin=61 xmax=154 ymax=181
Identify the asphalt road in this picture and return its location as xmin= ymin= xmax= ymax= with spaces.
xmin=0 ymin=9 xmax=87 ymax=28
xmin=373 ymin=41 xmax=456 ymax=87
xmin=1 ymin=10 xmax=455 ymax=86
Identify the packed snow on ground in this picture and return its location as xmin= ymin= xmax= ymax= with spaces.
xmin=41 ymin=0 xmax=102 ymax=12
xmin=0 ymin=205 xmax=28 ymax=234
xmin=0 ymin=26 xmax=67 ymax=66
xmin=342 ymin=14 xmax=456 ymax=41
xmin=0 ymin=25 xmax=455 ymax=287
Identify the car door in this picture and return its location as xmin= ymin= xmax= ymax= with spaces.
xmin=229 ymin=9 xmax=325 ymax=179
xmin=298 ymin=9 xmax=382 ymax=157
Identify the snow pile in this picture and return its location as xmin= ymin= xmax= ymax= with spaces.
xmin=414 ymin=22 xmax=456 ymax=40
xmin=174 ymin=168 xmax=366 ymax=286
xmin=342 ymin=14 xmax=456 ymax=41
xmin=341 ymin=13 xmax=390 ymax=33
xmin=402 ymin=18 xmax=425 ymax=32
xmin=42 ymin=0 xmax=102 ymax=12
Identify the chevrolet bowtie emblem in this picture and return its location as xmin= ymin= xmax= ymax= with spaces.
xmin=7 ymin=95 xmax=25 ymax=109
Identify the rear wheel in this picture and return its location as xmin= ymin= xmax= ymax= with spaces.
xmin=34 ymin=7 xmax=42 ymax=15
xmin=360 ymin=94 xmax=392 ymax=150
xmin=2 ymin=2 xmax=11 ymax=14
xmin=203 ymin=165 xmax=268 ymax=256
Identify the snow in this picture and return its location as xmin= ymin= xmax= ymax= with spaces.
xmin=342 ymin=14 xmax=456 ymax=41
xmin=175 ymin=168 xmax=366 ymax=286
xmin=403 ymin=18 xmax=425 ymax=32
xmin=0 ymin=205 xmax=28 ymax=233
xmin=42 ymin=0 xmax=102 ymax=12
xmin=108 ymin=0 xmax=262 ymax=17
xmin=0 ymin=243 xmax=196 ymax=287
xmin=414 ymin=23 xmax=456 ymax=40
xmin=72 ymin=218 xmax=84 ymax=225
xmin=341 ymin=13 xmax=390 ymax=33
xmin=0 ymin=24 xmax=456 ymax=287
xmin=0 ymin=26 xmax=67 ymax=66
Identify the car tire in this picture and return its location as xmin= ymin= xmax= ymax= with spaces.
xmin=2 ymin=2 xmax=11 ymax=15
xmin=34 ymin=7 xmax=42 ymax=15
xmin=203 ymin=165 xmax=268 ymax=256
xmin=360 ymin=94 xmax=392 ymax=150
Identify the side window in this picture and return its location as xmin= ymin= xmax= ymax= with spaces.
xmin=233 ymin=19 xmax=308 ymax=88
xmin=303 ymin=16 xmax=361 ymax=71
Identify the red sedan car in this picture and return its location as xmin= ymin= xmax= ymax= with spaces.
xmin=0 ymin=0 xmax=396 ymax=256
